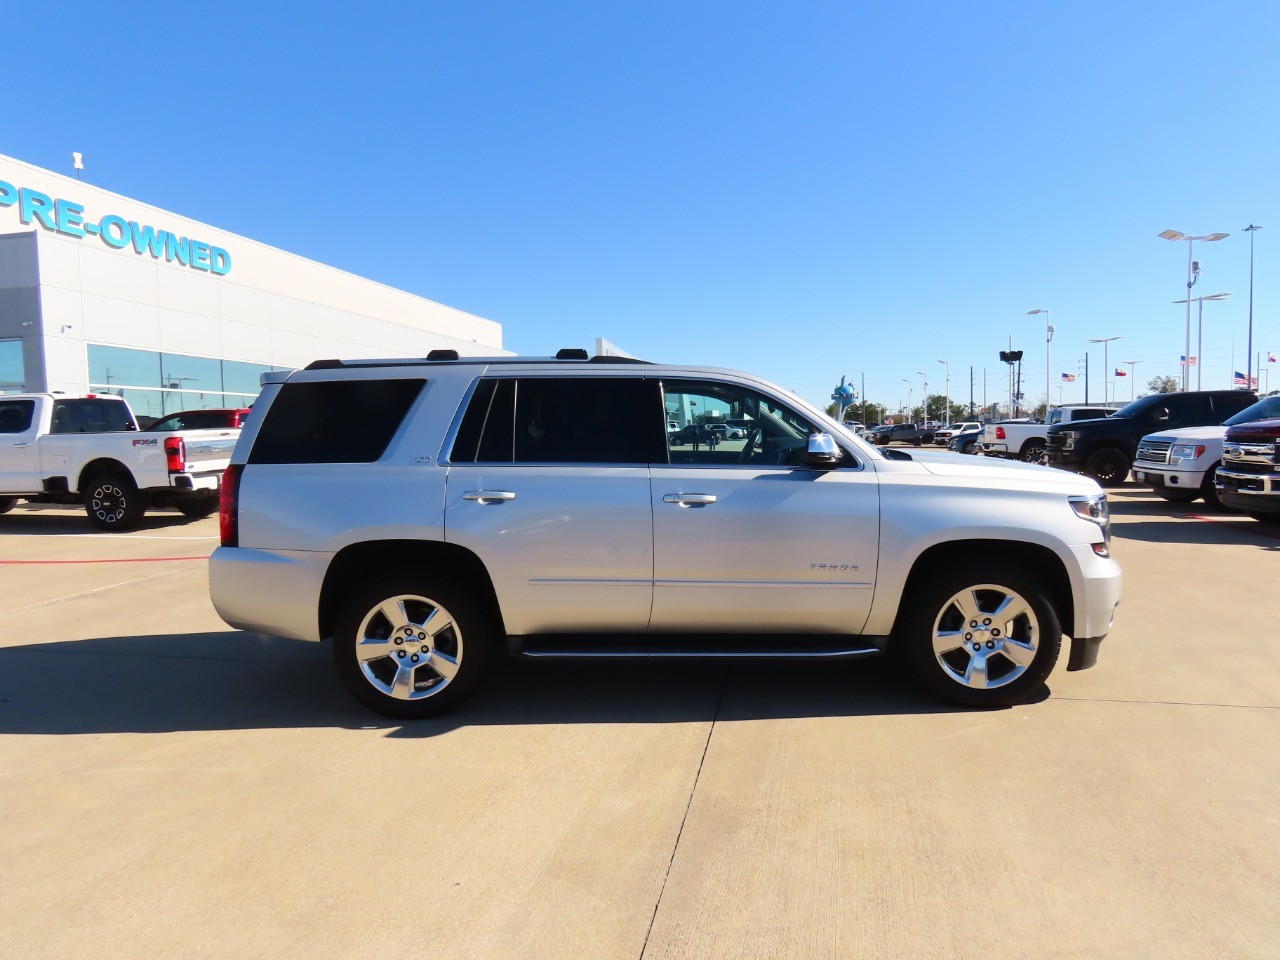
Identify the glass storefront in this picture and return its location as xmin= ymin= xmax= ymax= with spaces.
xmin=0 ymin=339 xmax=23 ymax=393
xmin=87 ymin=343 xmax=281 ymax=425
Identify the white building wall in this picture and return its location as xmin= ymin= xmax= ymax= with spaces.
xmin=0 ymin=153 xmax=505 ymax=396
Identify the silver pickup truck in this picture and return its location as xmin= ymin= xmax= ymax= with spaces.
xmin=0 ymin=394 xmax=239 ymax=530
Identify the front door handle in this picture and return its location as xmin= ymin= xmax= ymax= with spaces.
xmin=463 ymin=490 xmax=516 ymax=503
xmin=12 ymin=442 xmax=30 ymax=447
xmin=663 ymin=493 xmax=717 ymax=507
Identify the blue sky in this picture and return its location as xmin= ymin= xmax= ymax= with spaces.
xmin=6 ymin=0 xmax=1278 ymax=413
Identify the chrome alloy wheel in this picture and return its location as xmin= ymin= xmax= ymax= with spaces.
xmin=931 ymin=584 xmax=1039 ymax=690
xmin=90 ymin=483 xmax=129 ymax=524
xmin=353 ymin=594 xmax=463 ymax=701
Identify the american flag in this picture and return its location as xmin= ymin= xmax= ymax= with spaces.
xmin=1233 ymin=371 xmax=1259 ymax=388
xmin=1114 ymin=368 xmax=1127 ymax=377
xmin=1061 ymin=373 xmax=1076 ymax=382
xmin=1270 ymin=353 xmax=1277 ymax=363
xmin=1181 ymin=355 xmax=1198 ymax=367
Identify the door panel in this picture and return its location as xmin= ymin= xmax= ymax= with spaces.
xmin=650 ymin=465 xmax=879 ymax=633
xmin=445 ymin=466 xmax=654 ymax=635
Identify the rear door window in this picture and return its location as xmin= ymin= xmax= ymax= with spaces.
xmin=51 ymin=399 xmax=134 ymax=433
xmin=248 ymin=379 xmax=425 ymax=464
xmin=451 ymin=377 xmax=663 ymax=464
xmin=0 ymin=399 xmax=35 ymax=434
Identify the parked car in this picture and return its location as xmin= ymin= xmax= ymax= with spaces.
xmin=0 ymin=394 xmax=239 ymax=528
xmin=949 ymin=431 xmax=982 ymax=455
xmin=145 ymin=408 xmax=253 ymax=431
xmin=1045 ymin=391 xmax=1257 ymax=486
xmin=707 ymin=422 xmax=748 ymax=440
xmin=1131 ymin=394 xmax=1280 ymax=509
xmin=1216 ymin=416 xmax=1280 ymax=522
xmin=209 ymin=351 xmax=1121 ymax=719
xmin=873 ymin=423 xmax=928 ymax=446
xmin=980 ymin=406 xmax=1115 ymax=463
xmin=934 ymin=422 xmax=981 ymax=445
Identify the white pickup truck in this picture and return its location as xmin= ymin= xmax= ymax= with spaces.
xmin=0 ymin=394 xmax=239 ymax=530
xmin=980 ymin=406 xmax=1116 ymax=463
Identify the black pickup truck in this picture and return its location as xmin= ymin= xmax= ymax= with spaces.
xmin=1044 ymin=390 xmax=1256 ymax=486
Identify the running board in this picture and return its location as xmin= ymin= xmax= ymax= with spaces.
xmin=508 ymin=634 xmax=887 ymax=659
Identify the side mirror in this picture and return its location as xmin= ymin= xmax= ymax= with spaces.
xmin=806 ymin=432 xmax=840 ymax=469
xmin=1154 ymin=408 xmax=1170 ymax=423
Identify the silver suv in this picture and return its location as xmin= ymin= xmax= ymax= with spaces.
xmin=209 ymin=352 xmax=1121 ymax=718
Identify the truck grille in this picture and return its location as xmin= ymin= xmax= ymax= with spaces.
xmin=1222 ymin=442 xmax=1280 ymax=474
xmin=1135 ymin=439 xmax=1172 ymax=465
xmin=1045 ymin=434 xmax=1066 ymax=450
xmin=1220 ymin=459 xmax=1278 ymax=476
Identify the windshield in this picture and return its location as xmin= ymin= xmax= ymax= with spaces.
xmin=1109 ymin=395 xmax=1163 ymax=419
xmin=1224 ymin=395 xmax=1280 ymax=426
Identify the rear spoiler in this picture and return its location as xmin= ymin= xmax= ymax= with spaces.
xmin=260 ymin=370 xmax=294 ymax=387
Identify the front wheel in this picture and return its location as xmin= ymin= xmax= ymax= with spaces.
xmin=1248 ymin=513 xmax=1280 ymax=526
xmin=1155 ymin=489 xmax=1197 ymax=504
xmin=900 ymin=563 xmax=1062 ymax=708
xmin=0 ymin=497 xmax=17 ymax=515
xmin=1084 ymin=448 xmax=1130 ymax=487
xmin=332 ymin=574 xmax=493 ymax=719
xmin=84 ymin=473 xmax=146 ymax=531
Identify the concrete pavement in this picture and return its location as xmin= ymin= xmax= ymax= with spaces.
xmin=0 ymin=494 xmax=1276 ymax=959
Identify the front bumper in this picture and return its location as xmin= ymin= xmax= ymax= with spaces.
xmin=1131 ymin=464 xmax=1209 ymax=491
xmin=1062 ymin=543 xmax=1121 ymax=670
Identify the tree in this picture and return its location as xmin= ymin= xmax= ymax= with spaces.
xmin=1147 ymin=374 xmax=1179 ymax=394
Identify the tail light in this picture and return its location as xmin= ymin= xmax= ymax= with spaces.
xmin=995 ymin=427 xmax=1006 ymax=440
xmin=164 ymin=436 xmax=186 ymax=473
xmin=220 ymin=464 xmax=243 ymax=547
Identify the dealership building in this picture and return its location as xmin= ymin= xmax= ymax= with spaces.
xmin=0 ymin=153 xmax=504 ymax=421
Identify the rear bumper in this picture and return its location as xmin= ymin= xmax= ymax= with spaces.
xmin=169 ymin=471 xmax=222 ymax=493
xmin=209 ymin=546 xmax=331 ymax=641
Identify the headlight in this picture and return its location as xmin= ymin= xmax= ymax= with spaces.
xmin=1060 ymin=429 xmax=1080 ymax=450
xmin=1171 ymin=443 xmax=1206 ymax=463
xmin=1069 ymin=493 xmax=1111 ymax=542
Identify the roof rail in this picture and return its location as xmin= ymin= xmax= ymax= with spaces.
xmin=302 ymin=354 xmax=652 ymax=371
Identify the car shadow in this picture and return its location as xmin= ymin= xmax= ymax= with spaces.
xmin=0 ymin=631 xmax=1046 ymax=737
xmin=0 ymin=505 xmax=209 ymax=536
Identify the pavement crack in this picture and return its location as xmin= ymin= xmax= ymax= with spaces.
xmin=0 ymin=567 xmax=186 ymax=617
xmin=637 ymin=664 xmax=731 ymax=960
xmin=1055 ymin=695 xmax=1278 ymax=710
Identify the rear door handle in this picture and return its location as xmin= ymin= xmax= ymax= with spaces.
xmin=463 ymin=490 xmax=516 ymax=503
xmin=663 ymin=493 xmax=717 ymax=506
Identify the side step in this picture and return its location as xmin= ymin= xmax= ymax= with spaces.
xmin=508 ymin=634 xmax=887 ymax=660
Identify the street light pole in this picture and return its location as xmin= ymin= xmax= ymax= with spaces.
xmin=937 ymin=360 xmax=950 ymax=426
xmin=1173 ymin=292 xmax=1230 ymax=391
xmin=1124 ymin=361 xmax=1141 ymax=401
xmin=1027 ymin=309 xmax=1052 ymax=415
xmin=1088 ymin=337 xmax=1122 ymax=404
xmin=915 ymin=370 xmax=929 ymax=423
xmin=1244 ymin=225 xmax=1262 ymax=390
xmin=1160 ymin=230 xmax=1229 ymax=390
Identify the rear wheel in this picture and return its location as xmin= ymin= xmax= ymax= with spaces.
xmin=84 ymin=473 xmax=146 ymax=531
xmin=0 ymin=497 xmax=17 ymax=515
xmin=332 ymin=573 xmax=493 ymax=719
xmin=1020 ymin=440 xmax=1046 ymax=464
xmin=900 ymin=563 xmax=1062 ymax=708
xmin=176 ymin=496 xmax=219 ymax=519
xmin=1084 ymin=448 xmax=1130 ymax=487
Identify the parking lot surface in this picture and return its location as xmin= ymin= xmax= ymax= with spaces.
xmin=1 ymin=493 xmax=1277 ymax=959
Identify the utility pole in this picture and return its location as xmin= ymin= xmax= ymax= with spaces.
xmin=969 ymin=365 xmax=974 ymax=417
xmin=1084 ymin=354 xmax=1090 ymax=404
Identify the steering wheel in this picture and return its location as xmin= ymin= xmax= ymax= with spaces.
xmin=738 ymin=427 xmax=764 ymax=464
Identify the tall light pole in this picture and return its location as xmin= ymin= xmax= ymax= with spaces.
xmin=1027 ymin=309 xmax=1052 ymax=415
xmin=915 ymin=370 xmax=929 ymax=423
xmin=936 ymin=360 xmax=950 ymax=425
xmin=1088 ymin=336 xmax=1123 ymax=404
xmin=1124 ymin=360 xmax=1142 ymax=401
xmin=1244 ymin=225 xmax=1262 ymax=390
xmin=1160 ymin=230 xmax=1229 ymax=390
xmin=901 ymin=379 xmax=913 ymax=422
xmin=1172 ymin=292 xmax=1230 ymax=390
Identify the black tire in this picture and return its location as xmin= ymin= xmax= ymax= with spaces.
xmin=0 ymin=496 xmax=17 ymax=515
xmin=1198 ymin=469 xmax=1226 ymax=512
xmin=911 ymin=438 xmax=923 ymax=447
xmin=899 ymin=562 xmax=1062 ymax=708
xmin=1248 ymin=513 xmax=1280 ymax=525
xmin=1083 ymin=448 xmax=1130 ymax=487
xmin=84 ymin=473 xmax=146 ymax=531
xmin=332 ymin=573 xmax=493 ymax=719
xmin=1154 ymin=489 xmax=1198 ymax=504
xmin=176 ymin=496 xmax=219 ymax=519
xmin=1020 ymin=440 xmax=1046 ymax=464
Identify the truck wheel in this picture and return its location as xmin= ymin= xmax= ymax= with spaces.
xmin=332 ymin=573 xmax=492 ymax=719
xmin=1083 ymin=448 xmax=1129 ymax=487
xmin=1020 ymin=440 xmax=1046 ymax=464
xmin=1155 ymin=489 xmax=1197 ymax=504
xmin=1198 ymin=470 xmax=1226 ymax=512
xmin=176 ymin=497 xmax=219 ymax=519
xmin=0 ymin=497 xmax=17 ymax=515
xmin=900 ymin=563 xmax=1062 ymax=708
xmin=84 ymin=473 xmax=146 ymax=531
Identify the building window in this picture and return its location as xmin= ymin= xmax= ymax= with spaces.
xmin=0 ymin=339 xmax=26 ymax=393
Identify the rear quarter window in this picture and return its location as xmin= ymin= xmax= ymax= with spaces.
xmin=0 ymin=400 xmax=35 ymax=433
xmin=248 ymin=379 xmax=426 ymax=464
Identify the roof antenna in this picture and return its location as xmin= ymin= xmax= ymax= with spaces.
xmin=72 ymin=152 xmax=84 ymax=181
